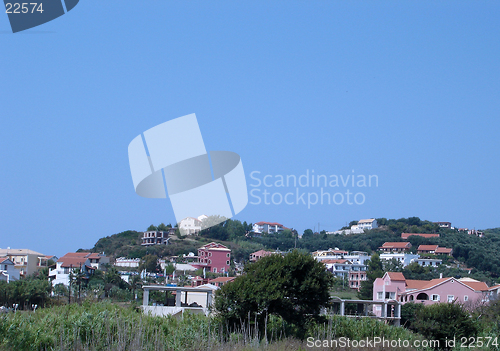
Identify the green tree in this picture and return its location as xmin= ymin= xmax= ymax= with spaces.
xmin=147 ymin=224 xmax=158 ymax=231
xmin=358 ymin=253 xmax=384 ymax=300
xmin=157 ymin=223 xmax=171 ymax=231
xmin=411 ymin=302 xmax=478 ymax=350
xmin=213 ymin=250 xmax=333 ymax=339
xmin=140 ymin=254 xmax=159 ymax=273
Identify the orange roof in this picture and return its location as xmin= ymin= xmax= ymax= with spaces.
xmin=386 ymin=272 xmax=405 ymax=281
xmin=488 ymin=284 xmax=500 ymax=291
xmin=61 ymin=252 xmax=90 ymax=258
xmin=58 ymin=257 xmax=89 ymax=268
xmin=460 ymin=280 xmax=489 ymax=291
xmin=417 ymin=245 xmax=439 ymax=251
xmin=406 ymin=279 xmax=430 ymax=290
xmin=0 ymin=257 xmax=12 ymax=264
xmin=405 ymin=278 xmax=449 ymax=291
xmin=435 ymin=247 xmax=453 ymax=254
xmin=255 ymin=221 xmax=284 ymax=227
xmin=380 ymin=242 xmax=411 ymax=249
xmin=401 ymin=233 xmax=440 ymax=239
xmin=322 ymin=259 xmax=348 ymax=264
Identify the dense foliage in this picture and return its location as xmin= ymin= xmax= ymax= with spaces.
xmin=213 ymin=250 xmax=333 ymax=339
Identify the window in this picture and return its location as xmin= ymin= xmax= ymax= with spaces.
xmin=432 ymin=294 xmax=440 ymax=301
xmin=464 ymin=295 xmax=468 ymax=301
xmin=226 ymin=261 xmax=230 ymax=265
xmin=377 ymin=292 xmax=383 ymax=300
xmin=209 ymin=252 xmax=212 ymax=257
xmin=227 ymin=253 xmax=230 ymax=258
xmin=447 ymin=295 xmax=454 ymax=303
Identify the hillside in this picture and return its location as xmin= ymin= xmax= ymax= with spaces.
xmin=84 ymin=217 xmax=500 ymax=284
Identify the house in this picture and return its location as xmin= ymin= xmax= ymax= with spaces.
xmin=434 ymin=247 xmax=453 ymax=256
xmin=379 ymin=242 xmax=412 ymax=253
xmin=49 ymin=253 xmax=97 ymax=287
xmin=379 ymin=253 xmax=420 ymax=267
xmin=434 ymin=222 xmax=451 ymax=229
xmin=86 ymin=252 xmax=110 ymax=270
xmin=252 ymin=221 xmax=286 ymax=234
xmin=417 ymin=245 xmax=439 ymax=254
xmin=0 ymin=248 xmax=52 ymax=278
xmin=486 ymin=284 xmax=500 ymax=302
xmin=372 ymin=272 xmax=488 ymax=317
xmin=401 ymin=233 xmax=440 ymax=239
xmin=417 ymin=245 xmax=453 ymax=256
xmin=348 ymin=267 xmax=367 ymax=290
xmin=141 ymin=231 xmax=169 ymax=246
xmin=194 ymin=242 xmax=231 ymax=274
xmin=415 ymin=258 xmax=442 ymax=267
xmin=209 ymin=276 xmax=236 ymax=287
xmin=249 ymin=250 xmax=274 ymax=262
xmin=115 ymin=257 xmax=140 ymax=268
xmin=0 ymin=257 xmax=20 ymax=282
xmin=179 ymin=217 xmax=203 ymax=235
xmin=357 ymin=219 xmax=378 ymax=230
xmin=312 ymin=249 xmax=349 ymax=260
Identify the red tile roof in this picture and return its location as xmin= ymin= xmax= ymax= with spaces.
xmin=322 ymin=259 xmax=348 ymax=264
xmin=58 ymin=257 xmax=89 ymax=268
xmin=435 ymin=247 xmax=453 ymax=254
xmin=417 ymin=245 xmax=439 ymax=251
xmin=386 ymin=272 xmax=406 ymax=281
xmin=401 ymin=233 xmax=440 ymax=239
xmin=380 ymin=242 xmax=411 ymax=249
xmin=255 ymin=221 xmax=284 ymax=227
xmin=460 ymin=280 xmax=489 ymax=291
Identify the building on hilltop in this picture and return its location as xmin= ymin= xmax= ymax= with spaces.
xmin=252 ymin=221 xmax=287 ymax=234
xmin=417 ymin=245 xmax=453 ymax=256
xmin=434 ymin=222 xmax=451 ymax=229
xmin=141 ymin=230 xmax=170 ymax=246
xmin=379 ymin=242 xmax=412 ymax=253
xmin=357 ymin=218 xmax=378 ymax=230
xmin=179 ymin=217 xmax=203 ymax=235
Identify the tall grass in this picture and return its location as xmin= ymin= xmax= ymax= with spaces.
xmin=0 ymin=302 xmax=433 ymax=351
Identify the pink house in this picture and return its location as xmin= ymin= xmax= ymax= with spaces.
xmin=249 ymin=250 xmax=274 ymax=262
xmin=194 ymin=242 xmax=231 ymax=274
xmin=373 ymin=272 xmax=488 ymax=317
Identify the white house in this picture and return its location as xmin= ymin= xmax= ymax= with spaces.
xmin=252 ymin=221 xmax=286 ymax=234
xmin=49 ymin=252 xmax=104 ymax=287
xmin=357 ymin=219 xmax=378 ymax=230
xmin=0 ymin=257 xmax=20 ymax=282
xmin=379 ymin=253 xmax=420 ymax=267
xmin=115 ymin=257 xmax=140 ymax=268
xmin=179 ymin=217 xmax=203 ymax=235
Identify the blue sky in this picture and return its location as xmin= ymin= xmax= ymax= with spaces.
xmin=1 ymin=1 xmax=499 ymax=257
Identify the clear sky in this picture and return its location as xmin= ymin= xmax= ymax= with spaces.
xmin=1 ymin=1 xmax=499 ymax=257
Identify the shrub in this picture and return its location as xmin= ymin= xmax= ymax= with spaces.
xmin=411 ymin=302 xmax=478 ymax=350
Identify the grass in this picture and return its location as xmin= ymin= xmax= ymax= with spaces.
xmin=0 ymin=301 xmax=435 ymax=351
